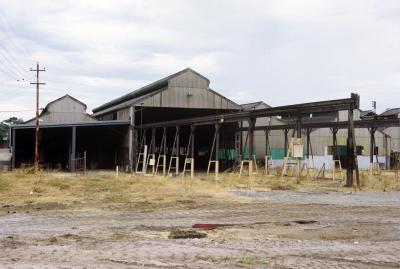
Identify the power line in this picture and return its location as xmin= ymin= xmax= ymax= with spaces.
xmin=0 ymin=43 xmax=30 ymax=78
xmin=0 ymin=8 xmax=32 ymax=60
xmin=0 ymin=8 xmax=33 ymax=81
xmin=0 ymin=63 xmax=20 ymax=80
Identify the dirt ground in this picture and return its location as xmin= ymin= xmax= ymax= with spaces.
xmin=0 ymin=172 xmax=399 ymax=268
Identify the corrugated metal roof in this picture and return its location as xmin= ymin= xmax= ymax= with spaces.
xmin=240 ymin=101 xmax=270 ymax=111
xmin=11 ymin=120 xmax=130 ymax=129
xmin=92 ymin=68 xmax=209 ymax=113
xmin=380 ymin=108 xmax=400 ymax=116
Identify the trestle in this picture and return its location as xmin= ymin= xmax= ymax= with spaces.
xmin=182 ymin=126 xmax=195 ymax=178
xmin=167 ymin=126 xmax=180 ymax=176
xmin=156 ymin=127 xmax=167 ymax=176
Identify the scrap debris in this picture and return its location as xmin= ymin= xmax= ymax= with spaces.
xmin=168 ymin=229 xmax=207 ymax=239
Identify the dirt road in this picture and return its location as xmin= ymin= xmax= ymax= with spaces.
xmin=1 ymin=189 xmax=399 ymax=268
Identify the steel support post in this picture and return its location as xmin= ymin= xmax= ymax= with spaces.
xmin=264 ymin=129 xmax=270 ymax=156
xmin=215 ymin=124 xmax=220 ymax=161
xmin=11 ymin=128 xmax=15 ymax=169
xmin=306 ymin=128 xmax=312 ymax=159
xmin=176 ymin=126 xmax=180 ymax=158
xmin=346 ymin=107 xmax=359 ymax=187
xmin=190 ymin=125 xmax=195 ymax=158
xmin=151 ymin=128 xmax=156 ymax=154
xmin=248 ymin=118 xmax=256 ymax=158
xmin=129 ymin=106 xmax=135 ymax=172
xmin=70 ymin=126 xmax=76 ymax=172
xmin=296 ymin=115 xmax=302 ymax=183
xmin=283 ymin=129 xmax=290 ymax=156
xmin=369 ymin=127 xmax=376 ymax=164
xmin=163 ymin=127 xmax=167 ymax=156
xmin=331 ymin=127 xmax=339 ymax=161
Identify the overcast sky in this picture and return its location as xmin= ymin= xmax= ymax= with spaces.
xmin=0 ymin=0 xmax=399 ymax=121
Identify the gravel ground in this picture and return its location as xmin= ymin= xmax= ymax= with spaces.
xmin=1 ymin=189 xmax=400 ymax=268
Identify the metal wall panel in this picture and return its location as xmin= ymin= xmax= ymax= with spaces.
xmin=37 ymin=96 xmax=95 ymax=124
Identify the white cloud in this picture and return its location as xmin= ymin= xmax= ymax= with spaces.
xmin=0 ymin=0 xmax=399 ymax=121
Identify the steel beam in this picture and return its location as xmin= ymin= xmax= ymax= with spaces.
xmin=137 ymin=94 xmax=360 ymax=129
xmin=238 ymin=118 xmax=399 ymax=132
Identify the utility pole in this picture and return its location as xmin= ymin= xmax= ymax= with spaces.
xmin=30 ymin=62 xmax=45 ymax=174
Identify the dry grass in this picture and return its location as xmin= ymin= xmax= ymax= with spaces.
xmin=0 ymin=170 xmax=247 ymax=212
xmin=359 ymin=170 xmax=400 ymax=192
xmin=0 ymin=168 xmax=398 ymax=213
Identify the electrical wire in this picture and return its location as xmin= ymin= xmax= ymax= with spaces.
xmin=0 ymin=8 xmax=32 ymax=60
xmin=0 ymin=64 xmax=19 ymax=80
xmin=0 ymin=44 xmax=28 ymax=78
xmin=0 ymin=9 xmax=34 ymax=82
xmin=0 ymin=109 xmax=36 ymax=113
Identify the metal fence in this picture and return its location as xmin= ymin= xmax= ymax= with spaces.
xmin=71 ymin=151 xmax=86 ymax=175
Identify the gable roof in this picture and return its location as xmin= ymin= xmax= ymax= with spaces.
xmin=360 ymin=109 xmax=377 ymax=119
xmin=23 ymin=94 xmax=92 ymax=124
xmin=92 ymin=68 xmax=210 ymax=113
xmin=240 ymin=101 xmax=271 ymax=111
xmin=43 ymin=94 xmax=87 ymax=113
xmin=380 ymin=108 xmax=400 ymax=117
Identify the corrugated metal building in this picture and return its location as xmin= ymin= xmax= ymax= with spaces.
xmin=11 ymin=69 xmax=241 ymax=170
xmin=25 ymin=95 xmax=96 ymax=124
xmin=93 ymin=68 xmax=239 ymax=121
xmin=10 ymin=95 xmax=129 ymax=169
xmin=9 ymin=68 xmax=399 ymax=171
xmin=241 ymin=102 xmax=394 ymax=169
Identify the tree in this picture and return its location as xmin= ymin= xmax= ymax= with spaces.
xmin=0 ymin=117 xmax=24 ymax=141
